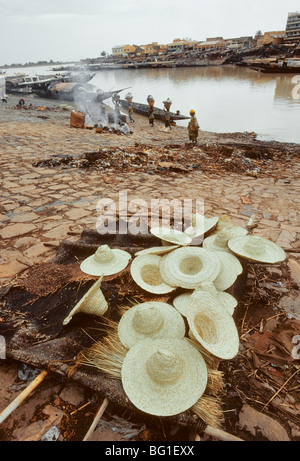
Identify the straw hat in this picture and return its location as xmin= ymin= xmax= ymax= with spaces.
xmin=187 ymin=291 xmax=240 ymax=360
xmin=63 ymin=276 xmax=108 ymax=325
xmin=159 ymin=247 xmax=221 ymax=289
xmin=118 ymin=302 xmax=186 ymax=349
xmin=80 ymin=245 xmax=131 ymax=276
xmin=173 ymin=282 xmax=238 ymax=317
xmin=213 ymin=251 xmax=243 ymax=291
xmin=130 ymin=254 xmax=175 ymax=294
xmin=121 ymin=337 xmax=208 ymax=416
xmin=184 ymin=214 xmax=219 ymax=240
xmin=150 ymin=227 xmax=192 ymax=246
xmin=203 ymin=226 xmax=248 ymax=254
xmin=228 ymin=235 xmax=286 ymax=264
xmin=134 ymin=245 xmax=179 ymax=257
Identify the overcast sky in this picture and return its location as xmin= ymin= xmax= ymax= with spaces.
xmin=0 ymin=0 xmax=299 ymax=66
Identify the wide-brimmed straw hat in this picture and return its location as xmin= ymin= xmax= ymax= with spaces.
xmin=159 ymin=247 xmax=221 ymax=289
xmin=173 ymin=282 xmax=238 ymax=317
xmin=150 ymin=227 xmax=192 ymax=246
xmin=228 ymin=235 xmax=286 ymax=264
xmin=134 ymin=245 xmax=179 ymax=257
xmin=203 ymin=226 xmax=248 ymax=254
xmin=80 ymin=245 xmax=131 ymax=276
xmin=63 ymin=276 xmax=108 ymax=325
xmin=187 ymin=291 xmax=240 ymax=360
xmin=213 ymin=251 xmax=243 ymax=291
xmin=184 ymin=214 xmax=219 ymax=240
xmin=130 ymin=254 xmax=175 ymax=294
xmin=121 ymin=337 xmax=208 ymax=416
xmin=118 ymin=302 xmax=186 ymax=349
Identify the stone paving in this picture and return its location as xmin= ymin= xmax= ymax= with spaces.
xmin=0 ymin=105 xmax=299 ymax=287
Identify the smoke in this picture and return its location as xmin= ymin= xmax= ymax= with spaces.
xmin=73 ymin=86 xmax=109 ymax=127
xmin=0 ymin=76 xmax=6 ymax=101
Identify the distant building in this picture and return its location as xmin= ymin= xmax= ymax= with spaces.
xmin=284 ymin=11 xmax=300 ymax=43
xmin=167 ymin=38 xmax=199 ymax=52
xmin=112 ymin=44 xmax=138 ymax=56
xmin=196 ymin=39 xmax=226 ymax=52
xmin=225 ymin=36 xmax=255 ymax=49
xmin=256 ymin=31 xmax=286 ymax=46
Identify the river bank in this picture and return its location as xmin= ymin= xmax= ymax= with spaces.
xmin=0 ymin=94 xmax=300 ymax=442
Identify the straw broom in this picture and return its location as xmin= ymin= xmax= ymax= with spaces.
xmin=77 ymin=317 xmax=224 ymax=428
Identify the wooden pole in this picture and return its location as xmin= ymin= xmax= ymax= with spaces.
xmin=0 ymin=370 xmax=48 ymax=425
xmin=83 ymin=397 xmax=109 ymax=441
xmin=204 ymin=425 xmax=244 ymax=442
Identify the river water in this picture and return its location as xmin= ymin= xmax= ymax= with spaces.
xmin=2 ymin=64 xmax=300 ymax=144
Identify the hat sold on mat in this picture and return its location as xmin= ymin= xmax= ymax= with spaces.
xmin=121 ymin=337 xmax=208 ymax=417
xmin=150 ymin=227 xmax=192 ymax=246
xmin=228 ymin=235 xmax=286 ymax=264
xmin=63 ymin=276 xmax=108 ymax=325
xmin=80 ymin=245 xmax=131 ymax=276
xmin=130 ymin=254 xmax=175 ymax=294
xmin=173 ymin=282 xmax=238 ymax=317
xmin=159 ymin=246 xmax=221 ymax=289
xmin=213 ymin=251 xmax=243 ymax=292
xmin=184 ymin=214 xmax=219 ymax=240
xmin=203 ymin=226 xmax=248 ymax=254
xmin=118 ymin=301 xmax=186 ymax=349
xmin=187 ymin=291 xmax=240 ymax=360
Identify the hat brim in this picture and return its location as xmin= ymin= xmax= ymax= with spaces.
xmin=118 ymin=302 xmax=186 ymax=349
xmin=80 ymin=249 xmax=131 ymax=276
xmin=63 ymin=276 xmax=108 ymax=325
xmin=160 ymin=247 xmax=221 ymax=289
xmin=228 ymin=236 xmax=286 ymax=264
xmin=213 ymin=251 xmax=243 ymax=291
xmin=185 ymin=215 xmax=219 ymax=239
xmin=130 ymin=254 xmax=175 ymax=294
xmin=150 ymin=227 xmax=192 ymax=245
xmin=121 ymin=337 xmax=208 ymax=417
xmin=187 ymin=294 xmax=239 ymax=360
xmin=173 ymin=289 xmax=237 ymax=317
xmin=134 ymin=245 xmax=179 ymax=257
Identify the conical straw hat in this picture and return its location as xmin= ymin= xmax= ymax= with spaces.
xmin=130 ymin=254 xmax=175 ymax=294
xmin=203 ymin=226 xmax=248 ymax=254
xmin=213 ymin=251 xmax=243 ymax=291
xmin=150 ymin=227 xmax=192 ymax=246
xmin=118 ymin=301 xmax=186 ymax=349
xmin=134 ymin=245 xmax=179 ymax=257
xmin=63 ymin=276 xmax=108 ymax=325
xmin=184 ymin=214 xmax=219 ymax=239
xmin=228 ymin=235 xmax=286 ymax=264
xmin=80 ymin=245 xmax=131 ymax=276
xmin=121 ymin=337 xmax=208 ymax=417
xmin=173 ymin=282 xmax=238 ymax=317
xmin=159 ymin=247 xmax=221 ymax=289
xmin=187 ymin=291 xmax=240 ymax=360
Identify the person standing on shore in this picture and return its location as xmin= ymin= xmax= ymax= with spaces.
xmin=148 ymin=105 xmax=155 ymax=127
xmin=187 ymin=110 xmax=199 ymax=145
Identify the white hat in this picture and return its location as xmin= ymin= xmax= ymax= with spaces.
xmin=173 ymin=282 xmax=238 ymax=317
xmin=184 ymin=214 xmax=219 ymax=240
xmin=80 ymin=245 xmax=131 ymax=276
xmin=118 ymin=302 xmax=186 ymax=349
xmin=134 ymin=245 xmax=179 ymax=257
xmin=150 ymin=227 xmax=192 ymax=246
xmin=159 ymin=247 xmax=221 ymax=289
xmin=121 ymin=337 xmax=208 ymax=416
xmin=203 ymin=226 xmax=248 ymax=254
xmin=63 ymin=276 xmax=108 ymax=325
xmin=213 ymin=251 xmax=243 ymax=291
xmin=130 ymin=254 xmax=175 ymax=294
xmin=187 ymin=291 xmax=240 ymax=360
xmin=228 ymin=235 xmax=286 ymax=264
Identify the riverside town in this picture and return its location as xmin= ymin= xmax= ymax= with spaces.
xmin=0 ymin=3 xmax=300 ymax=446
